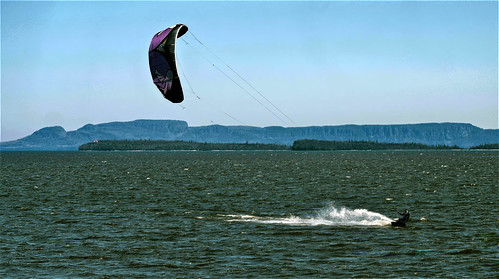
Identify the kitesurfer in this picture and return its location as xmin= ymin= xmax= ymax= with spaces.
xmin=391 ymin=209 xmax=410 ymax=227
xmin=397 ymin=209 xmax=410 ymax=223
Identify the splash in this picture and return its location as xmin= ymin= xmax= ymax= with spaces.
xmin=223 ymin=204 xmax=392 ymax=227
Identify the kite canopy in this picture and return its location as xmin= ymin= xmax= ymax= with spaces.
xmin=148 ymin=24 xmax=188 ymax=103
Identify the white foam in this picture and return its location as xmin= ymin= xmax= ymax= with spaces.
xmin=223 ymin=205 xmax=392 ymax=227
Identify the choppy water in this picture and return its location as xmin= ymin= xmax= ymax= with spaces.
xmin=1 ymin=151 xmax=497 ymax=278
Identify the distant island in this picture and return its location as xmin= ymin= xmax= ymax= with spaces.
xmin=2 ymin=120 xmax=498 ymax=150
xmin=470 ymin=143 xmax=499 ymax=149
xmin=290 ymin=140 xmax=461 ymax=150
xmin=79 ymin=140 xmax=289 ymax=151
xmin=78 ymin=139 xmax=496 ymax=151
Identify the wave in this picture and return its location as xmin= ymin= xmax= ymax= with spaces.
xmin=221 ymin=204 xmax=393 ymax=227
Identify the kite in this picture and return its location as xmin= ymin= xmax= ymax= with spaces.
xmin=148 ymin=24 xmax=188 ymax=103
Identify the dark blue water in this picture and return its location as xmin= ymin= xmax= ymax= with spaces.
xmin=1 ymin=151 xmax=497 ymax=278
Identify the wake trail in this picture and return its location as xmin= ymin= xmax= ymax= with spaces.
xmin=221 ymin=204 xmax=393 ymax=227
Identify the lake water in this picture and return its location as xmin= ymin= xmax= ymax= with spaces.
xmin=1 ymin=151 xmax=497 ymax=278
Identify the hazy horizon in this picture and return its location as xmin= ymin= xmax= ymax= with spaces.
xmin=4 ymin=118 xmax=498 ymax=143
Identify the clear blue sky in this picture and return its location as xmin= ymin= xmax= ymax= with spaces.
xmin=2 ymin=1 xmax=498 ymax=141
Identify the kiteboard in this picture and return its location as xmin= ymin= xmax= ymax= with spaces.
xmin=391 ymin=220 xmax=406 ymax=227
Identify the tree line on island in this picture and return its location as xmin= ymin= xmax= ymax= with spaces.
xmin=291 ymin=140 xmax=459 ymax=150
xmin=78 ymin=140 xmax=289 ymax=151
xmin=78 ymin=139 xmax=498 ymax=151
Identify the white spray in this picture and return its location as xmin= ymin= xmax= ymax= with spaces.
xmin=223 ymin=204 xmax=392 ymax=227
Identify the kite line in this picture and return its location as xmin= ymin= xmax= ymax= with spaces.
xmin=177 ymin=57 xmax=246 ymax=125
xmin=182 ymin=31 xmax=297 ymax=127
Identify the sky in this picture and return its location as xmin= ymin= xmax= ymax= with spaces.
xmin=1 ymin=1 xmax=498 ymax=142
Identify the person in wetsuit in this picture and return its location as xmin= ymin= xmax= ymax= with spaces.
xmin=397 ymin=209 xmax=410 ymax=224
